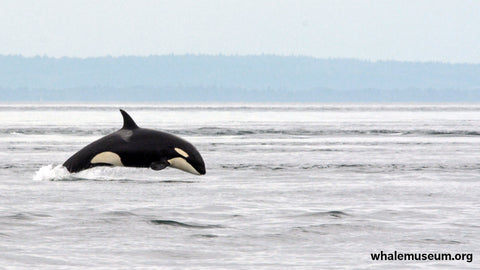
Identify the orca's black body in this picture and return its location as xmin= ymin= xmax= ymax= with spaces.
xmin=63 ymin=110 xmax=206 ymax=175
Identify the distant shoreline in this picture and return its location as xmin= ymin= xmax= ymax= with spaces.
xmin=1 ymin=55 xmax=479 ymax=102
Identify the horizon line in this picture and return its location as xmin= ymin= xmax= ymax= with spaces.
xmin=0 ymin=54 xmax=478 ymax=65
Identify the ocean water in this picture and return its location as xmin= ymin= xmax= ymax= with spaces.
xmin=0 ymin=103 xmax=479 ymax=269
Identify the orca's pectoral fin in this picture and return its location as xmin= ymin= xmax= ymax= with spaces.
xmin=150 ymin=160 xmax=169 ymax=171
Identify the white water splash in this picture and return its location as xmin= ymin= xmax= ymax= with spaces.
xmin=33 ymin=164 xmax=70 ymax=181
xmin=33 ymin=165 xmax=163 ymax=181
xmin=74 ymin=167 xmax=135 ymax=181
xmin=72 ymin=167 xmax=171 ymax=181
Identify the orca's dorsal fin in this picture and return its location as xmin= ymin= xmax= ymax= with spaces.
xmin=120 ymin=109 xmax=139 ymax=130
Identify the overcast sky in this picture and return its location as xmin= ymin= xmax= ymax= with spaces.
xmin=1 ymin=0 xmax=479 ymax=63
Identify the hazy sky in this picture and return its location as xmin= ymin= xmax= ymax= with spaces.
xmin=1 ymin=0 xmax=479 ymax=63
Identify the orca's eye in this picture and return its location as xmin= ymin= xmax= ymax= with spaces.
xmin=174 ymin=147 xmax=189 ymax=158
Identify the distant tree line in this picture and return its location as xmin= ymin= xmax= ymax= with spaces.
xmin=0 ymin=55 xmax=479 ymax=101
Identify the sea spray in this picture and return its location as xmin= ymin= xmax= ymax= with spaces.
xmin=33 ymin=164 xmax=70 ymax=181
xmin=33 ymin=165 xmax=175 ymax=181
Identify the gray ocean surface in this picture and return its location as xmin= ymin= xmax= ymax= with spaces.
xmin=0 ymin=103 xmax=479 ymax=269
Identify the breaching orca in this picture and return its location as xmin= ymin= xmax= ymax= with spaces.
xmin=63 ymin=109 xmax=206 ymax=175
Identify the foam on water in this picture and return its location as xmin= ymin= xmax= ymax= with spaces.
xmin=32 ymin=165 xmax=184 ymax=182
xmin=32 ymin=164 xmax=132 ymax=181
xmin=32 ymin=164 xmax=70 ymax=181
xmin=33 ymin=165 xmax=138 ymax=181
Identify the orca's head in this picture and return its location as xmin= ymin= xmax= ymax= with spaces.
xmin=167 ymin=145 xmax=206 ymax=175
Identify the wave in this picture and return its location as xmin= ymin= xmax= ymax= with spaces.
xmin=6 ymin=127 xmax=480 ymax=137
xmin=300 ymin=210 xmax=350 ymax=218
xmin=32 ymin=165 xmax=154 ymax=181
xmin=1 ymin=127 xmax=115 ymax=136
xmin=0 ymin=212 xmax=52 ymax=220
xmin=33 ymin=164 xmax=70 ymax=181
xmin=220 ymin=163 xmax=480 ymax=172
xmin=32 ymin=165 xmax=198 ymax=182
xmin=103 ymin=211 xmax=138 ymax=217
xmin=3 ymin=103 xmax=480 ymax=112
xmin=150 ymin=219 xmax=223 ymax=229
xmin=185 ymin=128 xmax=480 ymax=137
xmin=31 ymin=165 xmax=132 ymax=181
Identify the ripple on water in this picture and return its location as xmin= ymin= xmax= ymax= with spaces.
xmin=192 ymin=234 xmax=219 ymax=238
xmin=406 ymin=238 xmax=463 ymax=245
xmin=296 ymin=210 xmax=350 ymax=218
xmin=103 ymin=211 xmax=138 ymax=217
xmin=1 ymin=212 xmax=52 ymax=220
xmin=150 ymin=220 xmax=224 ymax=229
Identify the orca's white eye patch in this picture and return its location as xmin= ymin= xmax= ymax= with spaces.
xmin=174 ymin=148 xmax=189 ymax=158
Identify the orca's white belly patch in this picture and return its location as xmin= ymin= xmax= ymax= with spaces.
xmin=91 ymin=151 xmax=124 ymax=166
